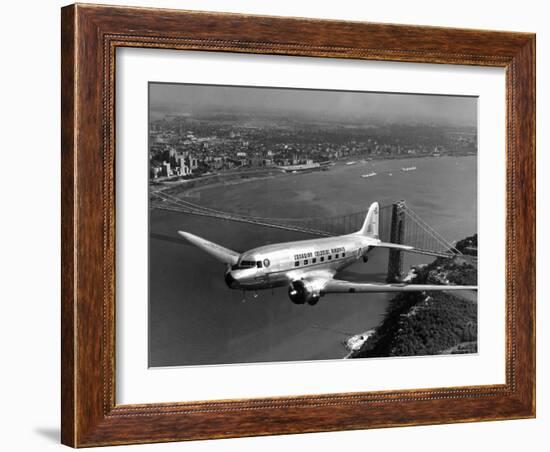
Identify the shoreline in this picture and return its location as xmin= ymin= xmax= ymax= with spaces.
xmin=153 ymin=154 xmax=475 ymax=199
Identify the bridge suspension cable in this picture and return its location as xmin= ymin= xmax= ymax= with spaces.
xmin=151 ymin=191 xmax=461 ymax=258
xmin=400 ymin=205 xmax=462 ymax=256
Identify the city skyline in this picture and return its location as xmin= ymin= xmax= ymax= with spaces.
xmin=149 ymin=84 xmax=477 ymax=181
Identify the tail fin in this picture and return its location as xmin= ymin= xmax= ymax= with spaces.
xmin=356 ymin=202 xmax=379 ymax=238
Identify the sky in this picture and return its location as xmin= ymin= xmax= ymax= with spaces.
xmin=149 ymin=82 xmax=477 ymax=127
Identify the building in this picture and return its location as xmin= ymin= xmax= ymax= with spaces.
xmin=161 ymin=161 xmax=171 ymax=177
xmin=176 ymin=156 xmax=191 ymax=176
xmin=150 ymin=161 xmax=162 ymax=179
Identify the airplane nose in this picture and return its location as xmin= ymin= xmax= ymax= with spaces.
xmin=224 ymin=271 xmax=237 ymax=289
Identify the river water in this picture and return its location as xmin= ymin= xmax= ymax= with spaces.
xmin=149 ymin=156 xmax=477 ymax=367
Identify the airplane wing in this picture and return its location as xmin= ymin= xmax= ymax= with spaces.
xmin=177 ymin=231 xmax=240 ymax=266
xmin=288 ymin=272 xmax=475 ymax=305
xmin=321 ymin=279 xmax=477 ymax=294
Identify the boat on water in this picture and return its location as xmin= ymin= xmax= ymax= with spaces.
xmin=346 ymin=161 xmax=357 ymax=166
xmin=401 ymin=166 xmax=417 ymax=172
xmin=361 ymin=172 xmax=377 ymax=178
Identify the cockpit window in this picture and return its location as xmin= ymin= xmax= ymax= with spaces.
xmin=232 ymin=260 xmax=256 ymax=270
xmin=256 ymin=261 xmax=262 ymax=268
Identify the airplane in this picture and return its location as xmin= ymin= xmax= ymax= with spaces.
xmin=177 ymin=202 xmax=477 ymax=306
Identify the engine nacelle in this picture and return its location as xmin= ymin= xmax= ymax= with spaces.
xmin=288 ymin=280 xmax=321 ymax=306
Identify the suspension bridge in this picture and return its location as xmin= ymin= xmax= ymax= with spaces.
xmin=150 ymin=190 xmax=462 ymax=268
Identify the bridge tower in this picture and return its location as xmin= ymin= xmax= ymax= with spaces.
xmin=387 ymin=200 xmax=406 ymax=282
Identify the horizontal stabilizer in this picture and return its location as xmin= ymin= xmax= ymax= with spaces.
xmin=178 ymin=231 xmax=240 ymax=266
xmin=376 ymin=242 xmax=414 ymax=251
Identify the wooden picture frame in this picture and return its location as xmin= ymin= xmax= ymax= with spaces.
xmin=61 ymin=3 xmax=535 ymax=447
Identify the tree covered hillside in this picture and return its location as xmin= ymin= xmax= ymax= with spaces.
xmin=350 ymin=238 xmax=478 ymax=358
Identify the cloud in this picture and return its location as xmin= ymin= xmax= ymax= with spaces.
xmin=150 ymin=82 xmax=476 ymax=126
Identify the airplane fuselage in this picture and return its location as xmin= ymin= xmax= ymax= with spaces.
xmin=179 ymin=201 xmax=476 ymax=306
xmin=224 ymin=233 xmax=377 ymax=291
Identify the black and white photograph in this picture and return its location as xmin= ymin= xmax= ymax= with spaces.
xmin=148 ymin=83 xmax=478 ymax=367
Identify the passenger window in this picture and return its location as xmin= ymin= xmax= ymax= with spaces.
xmin=304 ymin=259 xmax=308 ymax=265
xmin=256 ymin=261 xmax=262 ymax=268
xmin=312 ymin=258 xmax=317 ymax=264
xmin=295 ymin=261 xmax=299 ymax=267
xmin=320 ymin=256 xmax=324 ymax=262
xmin=335 ymin=254 xmax=339 ymax=259
xmin=342 ymin=252 xmax=346 ymax=257
xmin=328 ymin=255 xmax=332 ymax=260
